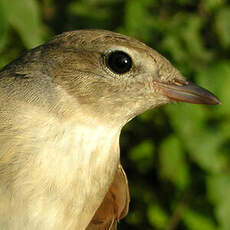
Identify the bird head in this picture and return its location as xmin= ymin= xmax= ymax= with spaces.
xmin=23 ymin=30 xmax=220 ymax=125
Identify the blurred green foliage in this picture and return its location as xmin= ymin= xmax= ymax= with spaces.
xmin=0 ymin=0 xmax=229 ymax=229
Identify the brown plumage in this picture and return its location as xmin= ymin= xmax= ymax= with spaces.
xmin=86 ymin=164 xmax=129 ymax=230
xmin=0 ymin=30 xmax=220 ymax=230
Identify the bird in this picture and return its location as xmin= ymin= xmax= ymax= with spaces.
xmin=0 ymin=29 xmax=220 ymax=230
xmin=86 ymin=164 xmax=129 ymax=230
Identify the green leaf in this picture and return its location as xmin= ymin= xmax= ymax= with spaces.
xmin=207 ymin=173 xmax=230 ymax=230
xmin=159 ymin=135 xmax=190 ymax=189
xmin=219 ymin=118 xmax=230 ymax=140
xmin=161 ymin=34 xmax=187 ymax=63
xmin=161 ymin=13 xmax=213 ymax=66
xmin=181 ymin=15 xmax=213 ymax=62
xmin=124 ymin=0 xmax=155 ymax=41
xmin=147 ymin=204 xmax=169 ymax=229
xmin=129 ymin=140 xmax=154 ymax=173
xmin=196 ymin=61 xmax=230 ymax=116
xmin=215 ymin=7 xmax=230 ymax=48
xmin=182 ymin=208 xmax=217 ymax=230
xmin=207 ymin=172 xmax=230 ymax=204
xmin=203 ymin=0 xmax=223 ymax=12
xmin=1 ymin=0 xmax=44 ymax=48
xmin=186 ymin=131 xmax=224 ymax=172
xmin=166 ymin=103 xmax=224 ymax=172
xmin=166 ymin=103 xmax=206 ymax=138
xmin=69 ymin=2 xmax=109 ymax=21
xmin=0 ymin=2 xmax=8 ymax=50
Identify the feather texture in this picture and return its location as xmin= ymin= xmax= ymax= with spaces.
xmin=86 ymin=164 xmax=129 ymax=230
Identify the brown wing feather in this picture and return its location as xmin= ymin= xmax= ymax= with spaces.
xmin=86 ymin=164 xmax=130 ymax=230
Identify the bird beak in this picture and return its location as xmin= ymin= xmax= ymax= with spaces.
xmin=155 ymin=79 xmax=221 ymax=105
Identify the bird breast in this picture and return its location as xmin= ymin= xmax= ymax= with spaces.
xmin=0 ymin=106 xmax=121 ymax=230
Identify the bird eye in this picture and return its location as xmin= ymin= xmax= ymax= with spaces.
xmin=106 ymin=51 xmax=132 ymax=74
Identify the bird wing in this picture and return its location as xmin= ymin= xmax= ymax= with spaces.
xmin=86 ymin=164 xmax=130 ymax=230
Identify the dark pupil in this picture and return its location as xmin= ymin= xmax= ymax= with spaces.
xmin=107 ymin=51 xmax=132 ymax=74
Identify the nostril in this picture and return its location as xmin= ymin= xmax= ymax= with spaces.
xmin=174 ymin=79 xmax=189 ymax=86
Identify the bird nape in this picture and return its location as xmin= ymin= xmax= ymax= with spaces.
xmin=0 ymin=30 xmax=220 ymax=230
